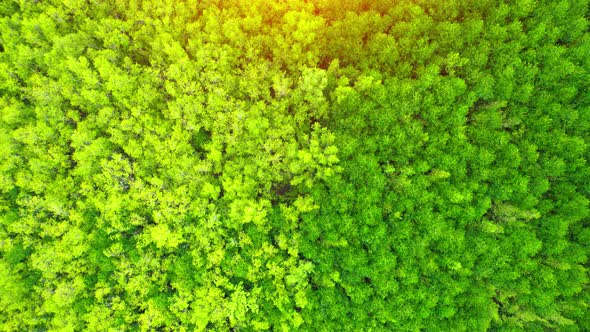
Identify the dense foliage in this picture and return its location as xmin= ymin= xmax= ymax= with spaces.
xmin=1 ymin=0 xmax=589 ymax=330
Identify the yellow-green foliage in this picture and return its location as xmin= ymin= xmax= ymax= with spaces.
xmin=1 ymin=0 xmax=589 ymax=330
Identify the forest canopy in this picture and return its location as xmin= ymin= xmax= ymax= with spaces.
xmin=1 ymin=0 xmax=589 ymax=330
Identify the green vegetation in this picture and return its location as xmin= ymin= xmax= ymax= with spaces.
xmin=1 ymin=0 xmax=589 ymax=330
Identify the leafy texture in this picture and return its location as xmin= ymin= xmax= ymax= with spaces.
xmin=1 ymin=0 xmax=589 ymax=330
